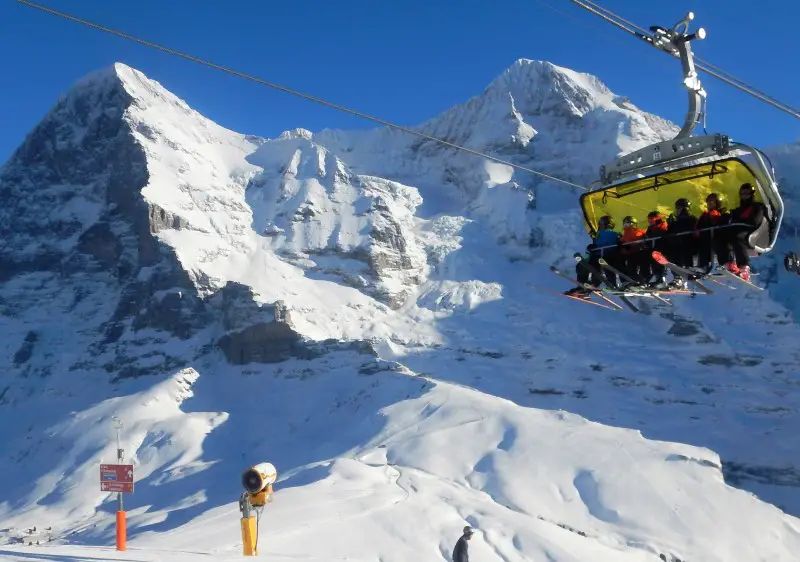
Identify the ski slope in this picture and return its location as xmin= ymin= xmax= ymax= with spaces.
xmin=1 ymin=60 xmax=799 ymax=561
xmin=2 ymin=358 xmax=800 ymax=562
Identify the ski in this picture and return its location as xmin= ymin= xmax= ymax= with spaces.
xmin=597 ymin=257 xmax=641 ymax=286
xmin=650 ymin=293 xmax=673 ymax=306
xmin=681 ymin=266 xmax=738 ymax=290
xmin=596 ymin=258 xmax=673 ymax=305
xmin=572 ymin=255 xmax=646 ymax=312
xmin=574 ymin=253 xmax=618 ymax=289
xmin=696 ymin=275 xmax=737 ymax=290
xmin=616 ymin=294 xmax=640 ymax=313
xmin=589 ymin=255 xmax=691 ymax=303
xmin=602 ymin=288 xmax=695 ymax=297
xmin=651 ymin=251 xmax=714 ymax=294
xmin=531 ymin=282 xmax=620 ymax=311
xmin=719 ymin=267 xmax=764 ymax=291
xmin=548 ymin=266 xmax=624 ymax=310
xmin=570 ymin=257 xmax=629 ymax=310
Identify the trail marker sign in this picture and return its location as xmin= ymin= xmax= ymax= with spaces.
xmin=100 ymin=464 xmax=134 ymax=493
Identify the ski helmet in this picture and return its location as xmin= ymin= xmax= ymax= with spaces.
xmin=647 ymin=210 xmax=662 ymax=224
xmin=706 ymin=192 xmax=725 ymax=208
xmin=739 ymin=182 xmax=755 ymax=201
xmin=598 ymin=215 xmax=616 ymax=230
xmin=622 ymin=215 xmax=638 ymax=227
xmin=675 ymin=198 xmax=690 ymax=210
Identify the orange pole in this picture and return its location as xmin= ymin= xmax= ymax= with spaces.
xmin=116 ymin=510 xmax=127 ymax=551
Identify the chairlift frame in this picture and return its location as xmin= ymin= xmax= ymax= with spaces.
xmin=581 ymin=11 xmax=785 ymax=255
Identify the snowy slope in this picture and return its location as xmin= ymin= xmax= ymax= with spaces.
xmin=1 ymin=60 xmax=799 ymax=562
xmin=2 ymin=356 xmax=800 ymax=562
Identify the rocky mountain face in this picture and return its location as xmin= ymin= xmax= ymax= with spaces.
xmin=0 ymin=59 xmax=681 ymax=385
xmin=0 ymin=64 xmax=427 ymax=386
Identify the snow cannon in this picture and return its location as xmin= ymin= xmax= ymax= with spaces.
xmin=242 ymin=462 xmax=277 ymax=507
xmin=239 ymin=462 xmax=277 ymax=556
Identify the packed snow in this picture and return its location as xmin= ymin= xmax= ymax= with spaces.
xmin=1 ymin=59 xmax=799 ymax=562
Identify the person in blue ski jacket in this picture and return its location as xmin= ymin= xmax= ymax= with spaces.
xmin=565 ymin=215 xmax=621 ymax=297
xmin=593 ymin=218 xmax=621 ymax=251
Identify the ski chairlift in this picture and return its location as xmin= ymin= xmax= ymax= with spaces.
xmin=579 ymin=12 xmax=785 ymax=259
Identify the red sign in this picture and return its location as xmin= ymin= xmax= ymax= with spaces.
xmin=100 ymin=464 xmax=134 ymax=493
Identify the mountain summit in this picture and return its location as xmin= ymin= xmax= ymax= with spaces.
xmin=1 ymin=60 xmax=799 ymax=561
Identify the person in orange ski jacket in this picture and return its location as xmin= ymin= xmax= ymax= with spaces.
xmin=618 ymin=215 xmax=648 ymax=284
xmin=694 ymin=192 xmax=731 ymax=275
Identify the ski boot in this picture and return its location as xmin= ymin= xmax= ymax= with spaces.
xmin=725 ymin=261 xmax=750 ymax=282
xmin=564 ymin=286 xmax=592 ymax=300
xmin=668 ymin=276 xmax=688 ymax=290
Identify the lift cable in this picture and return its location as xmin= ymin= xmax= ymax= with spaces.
xmin=15 ymin=0 xmax=589 ymax=191
xmin=566 ymin=0 xmax=800 ymax=119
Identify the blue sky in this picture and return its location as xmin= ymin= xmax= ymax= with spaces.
xmin=1 ymin=0 xmax=796 ymax=165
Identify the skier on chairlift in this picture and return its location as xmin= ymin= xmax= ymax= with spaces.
xmin=725 ymin=183 xmax=769 ymax=281
xmin=643 ymin=211 xmax=670 ymax=289
xmin=694 ymin=192 xmax=731 ymax=275
xmin=564 ymin=215 xmax=620 ymax=297
xmin=666 ymin=198 xmax=698 ymax=288
xmin=618 ymin=215 xmax=648 ymax=285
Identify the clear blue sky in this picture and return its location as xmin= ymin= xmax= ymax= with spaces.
xmin=1 ymin=0 xmax=797 ymax=166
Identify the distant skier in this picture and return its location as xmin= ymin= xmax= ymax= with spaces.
xmin=786 ymin=252 xmax=800 ymax=275
xmin=453 ymin=525 xmax=474 ymax=562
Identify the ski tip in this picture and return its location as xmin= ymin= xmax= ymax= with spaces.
xmin=651 ymin=251 xmax=667 ymax=264
xmin=598 ymin=258 xmax=607 ymax=265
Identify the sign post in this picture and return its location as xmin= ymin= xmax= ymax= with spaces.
xmin=99 ymin=416 xmax=133 ymax=552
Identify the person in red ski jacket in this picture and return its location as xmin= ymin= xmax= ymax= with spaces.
xmin=726 ymin=183 xmax=768 ymax=281
xmin=618 ymin=215 xmax=648 ymax=284
xmin=694 ymin=192 xmax=731 ymax=274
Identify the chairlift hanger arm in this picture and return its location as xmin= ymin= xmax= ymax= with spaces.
xmin=648 ymin=13 xmax=707 ymax=139
xmin=567 ymin=0 xmax=800 ymax=119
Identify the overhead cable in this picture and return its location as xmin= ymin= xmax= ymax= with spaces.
xmin=15 ymin=0 xmax=589 ymax=191
xmin=566 ymin=0 xmax=800 ymax=119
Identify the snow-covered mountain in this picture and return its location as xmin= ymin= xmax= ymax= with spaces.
xmin=1 ymin=60 xmax=799 ymax=562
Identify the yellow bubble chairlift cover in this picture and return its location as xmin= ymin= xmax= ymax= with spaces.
xmin=580 ymin=157 xmax=766 ymax=236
